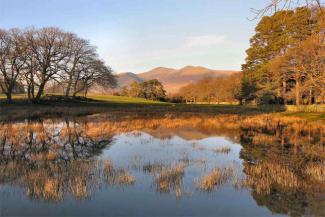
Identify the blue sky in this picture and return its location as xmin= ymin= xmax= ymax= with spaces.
xmin=0 ymin=0 xmax=265 ymax=73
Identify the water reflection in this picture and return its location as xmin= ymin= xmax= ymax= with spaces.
xmin=0 ymin=114 xmax=324 ymax=216
xmin=239 ymin=116 xmax=325 ymax=216
xmin=0 ymin=120 xmax=135 ymax=201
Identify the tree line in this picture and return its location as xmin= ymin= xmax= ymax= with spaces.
xmin=178 ymin=73 xmax=242 ymax=104
xmin=0 ymin=27 xmax=116 ymax=103
xmin=241 ymin=6 xmax=324 ymax=105
xmin=119 ymin=79 xmax=166 ymax=101
xmin=176 ymin=6 xmax=324 ymax=106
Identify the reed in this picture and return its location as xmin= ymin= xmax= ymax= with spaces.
xmin=154 ymin=164 xmax=185 ymax=193
xmin=243 ymin=163 xmax=300 ymax=195
xmin=213 ymin=146 xmax=231 ymax=154
xmin=102 ymin=160 xmax=135 ymax=185
xmin=197 ymin=167 xmax=234 ymax=191
xmin=305 ymin=163 xmax=325 ymax=182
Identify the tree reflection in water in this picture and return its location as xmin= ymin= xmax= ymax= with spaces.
xmin=0 ymin=119 xmax=134 ymax=201
xmin=0 ymin=113 xmax=324 ymax=216
xmin=239 ymin=115 xmax=325 ymax=217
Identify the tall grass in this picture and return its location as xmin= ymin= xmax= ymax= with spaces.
xmin=197 ymin=167 xmax=234 ymax=191
xmin=0 ymin=112 xmax=324 ymax=201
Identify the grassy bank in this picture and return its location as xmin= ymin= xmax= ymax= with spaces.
xmin=0 ymin=94 xmax=168 ymax=104
xmin=0 ymin=94 xmax=323 ymax=122
xmin=281 ymin=112 xmax=325 ymax=122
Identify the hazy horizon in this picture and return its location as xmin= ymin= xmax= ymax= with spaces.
xmin=116 ymin=65 xmax=241 ymax=75
xmin=0 ymin=0 xmax=265 ymax=73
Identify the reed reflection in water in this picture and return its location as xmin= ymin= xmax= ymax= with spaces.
xmin=0 ymin=113 xmax=324 ymax=216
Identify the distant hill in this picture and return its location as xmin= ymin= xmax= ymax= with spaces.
xmin=138 ymin=67 xmax=177 ymax=81
xmin=116 ymin=66 xmax=239 ymax=93
xmin=117 ymin=72 xmax=144 ymax=87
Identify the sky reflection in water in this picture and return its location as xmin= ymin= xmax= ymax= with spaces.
xmin=0 ymin=113 xmax=324 ymax=216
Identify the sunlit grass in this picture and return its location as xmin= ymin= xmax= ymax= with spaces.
xmin=305 ymin=163 xmax=325 ymax=182
xmin=0 ymin=93 xmax=27 ymax=99
xmin=281 ymin=112 xmax=325 ymax=122
xmin=0 ymin=113 xmax=325 ymax=201
xmin=243 ymin=163 xmax=300 ymax=195
xmin=0 ymin=93 xmax=168 ymax=104
xmin=87 ymin=94 xmax=170 ymax=104
xmin=142 ymin=162 xmax=185 ymax=197
xmin=197 ymin=167 xmax=234 ymax=191
xmin=0 ymin=94 xmax=324 ymax=123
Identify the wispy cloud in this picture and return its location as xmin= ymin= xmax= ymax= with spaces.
xmin=185 ymin=35 xmax=227 ymax=48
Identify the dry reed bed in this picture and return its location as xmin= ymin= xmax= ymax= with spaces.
xmin=305 ymin=163 xmax=325 ymax=182
xmin=213 ymin=146 xmax=232 ymax=154
xmin=142 ymin=162 xmax=186 ymax=198
xmin=0 ymin=113 xmax=324 ymax=200
xmin=0 ymin=114 xmax=323 ymax=141
xmin=102 ymin=160 xmax=135 ymax=185
xmin=197 ymin=167 xmax=234 ymax=191
xmin=243 ymin=163 xmax=300 ymax=195
xmin=240 ymin=161 xmax=325 ymax=195
xmin=0 ymin=159 xmax=135 ymax=201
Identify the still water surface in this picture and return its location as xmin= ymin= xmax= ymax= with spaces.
xmin=0 ymin=113 xmax=324 ymax=216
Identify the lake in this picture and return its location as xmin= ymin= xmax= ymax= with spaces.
xmin=0 ymin=113 xmax=324 ymax=216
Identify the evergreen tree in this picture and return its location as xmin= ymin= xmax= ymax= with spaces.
xmin=242 ymin=7 xmax=318 ymax=104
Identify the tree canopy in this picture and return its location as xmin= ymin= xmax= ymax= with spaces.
xmin=241 ymin=7 xmax=324 ymax=105
xmin=0 ymin=27 xmax=116 ymax=103
xmin=121 ymin=79 xmax=167 ymax=101
xmin=178 ymin=73 xmax=242 ymax=104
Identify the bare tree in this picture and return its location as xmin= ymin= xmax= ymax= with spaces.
xmin=252 ymin=0 xmax=324 ymax=18
xmin=1 ymin=27 xmax=116 ymax=103
xmin=0 ymin=29 xmax=27 ymax=103
xmin=72 ymin=58 xmax=116 ymax=97
xmin=24 ymin=27 xmax=70 ymax=102
xmin=61 ymin=34 xmax=97 ymax=96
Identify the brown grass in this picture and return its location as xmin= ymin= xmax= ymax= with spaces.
xmin=213 ymin=146 xmax=231 ymax=154
xmin=103 ymin=160 xmax=135 ymax=185
xmin=0 ymin=112 xmax=324 ymax=201
xmin=197 ymin=167 xmax=234 ymax=191
xmin=243 ymin=163 xmax=300 ymax=195
xmin=305 ymin=163 xmax=325 ymax=182
xmin=156 ymin=164 xmax=184 ymax=191
xmin=142 ymin=162 xmax=186 ymax=198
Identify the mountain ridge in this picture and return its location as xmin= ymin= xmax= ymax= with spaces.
xmin=116 ymin=66 xmax=240 ymax=93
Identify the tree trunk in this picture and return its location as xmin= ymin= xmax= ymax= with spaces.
xmin=295 ymin=80 xmax=301 ymax=106
xmin=276 ymin=84 xmax=281 ymax=104
xmin=65 ymin=85 xmax=71 ymax=97
xmin=65 ymin=75 xmax=73 ymax=96
xmin=6 ymin=91 xmax=13 ymax=104
xmin=84 ymin=87 xmax=88 ymax=97
xmin=35 ymin=82 xmax=46 ymax=102
xmin=27 ymin=72 xmax=35 ymax=102
xmin=27 ymin=87 xmax=31 ymax=101
xmin=282 ymin=81 xmax=287 ymax=105
xmin=309 ymin=88 xmax=313 ymax=105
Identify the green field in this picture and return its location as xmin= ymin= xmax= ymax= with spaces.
xmin=88 ymin=95 xmax=169 ymax=104
xmin=0 ymin=94 xmax=324 ymax=122
xmin=0 ymin=94 xmax=169 ymax=104
xmin=0 ymin=93 xmax=26 ymax=100
xmin=281 ymin=112 xmax=325 ymax=121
